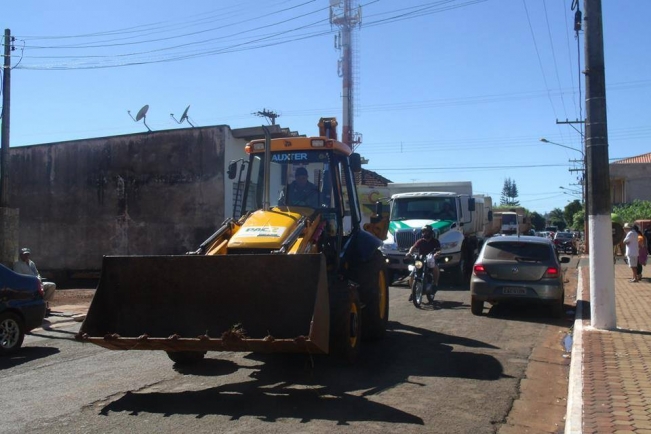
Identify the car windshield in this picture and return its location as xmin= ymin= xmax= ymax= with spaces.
xmin=483 ymin=241 xmax=551 ymax=261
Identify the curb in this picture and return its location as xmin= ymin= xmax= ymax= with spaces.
xmin=564 ymin=265 xmax=584 ymax=433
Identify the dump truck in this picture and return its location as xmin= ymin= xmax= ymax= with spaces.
xmin=77 ymin=118 xmax=389 ymax=364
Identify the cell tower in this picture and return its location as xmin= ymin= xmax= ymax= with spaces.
xmin=330 ymin=0 xmax=362 ymax=150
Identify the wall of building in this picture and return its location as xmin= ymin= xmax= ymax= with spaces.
xmin=8 ymin=127 xmax=228 ymax=276
xmin=610 ymin=163 xmax=651 ymax=204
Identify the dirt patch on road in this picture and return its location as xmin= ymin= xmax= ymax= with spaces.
xmin=49 ymin=289 xmax=96 ymax=308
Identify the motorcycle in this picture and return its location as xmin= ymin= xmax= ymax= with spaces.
xmin=407 ymin=252 xmax=439 ymax=308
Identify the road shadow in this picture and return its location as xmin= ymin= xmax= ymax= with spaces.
xmin=0 ymin=346 xmax=60 ymax=370
xmin=484 ymin=301 xmax=574 ymax=326
xmin=98 ymin=321 xmax=504 ymax=425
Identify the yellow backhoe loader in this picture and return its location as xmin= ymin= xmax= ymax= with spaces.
xmin=77 ymin=118 xmax=389 ymax=364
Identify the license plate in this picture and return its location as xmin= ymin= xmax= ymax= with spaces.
xmin=503 ymin=287 xmax=526 ymax=295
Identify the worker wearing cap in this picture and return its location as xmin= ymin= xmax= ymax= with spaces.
xmin=278 ymin=166 xmax=319 ymax=208
xmin=13 ymin=248 xmax=57 ymax=314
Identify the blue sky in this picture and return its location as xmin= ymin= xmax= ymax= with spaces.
xmin=4 ymin=0 xmax=650 ymax=214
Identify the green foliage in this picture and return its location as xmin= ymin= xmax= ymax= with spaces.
xmin=500 ymin=178 xmax=520 ymax=207
xmin=572 ymin=209 xmax=585 ymax=230
xmin=548 ymin=208 xmax=566 ymax=231
xmin=530 ymin=211 xmax=546 ymax=230
xmin=564 ymin=200 xmax=583 ymax=229
xmin=612 ymin=200 xmax=651 ymax=224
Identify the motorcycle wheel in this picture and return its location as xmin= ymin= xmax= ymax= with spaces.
xmin=425 ymin=274 xmax=435 ymax=304
xmin=412 ymin=280 xmax=424 ymax=308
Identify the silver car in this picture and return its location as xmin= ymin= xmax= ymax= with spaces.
xmin=470 ymin=236 xmax=570 ymax=317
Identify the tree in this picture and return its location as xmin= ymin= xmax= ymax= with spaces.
xmin=612 ymin=200 xmax=651 ymax=224
xmin=500 ymin=178 xmax=520 ymax=207
xmin=548 ymin=208 xmax=566 ymax=231
xmin=530 ymin=211 xmax=546 ymax=230
xmin=564 ymin=200 xmax=583 ymax=228
xmin=572 ymin=209 xmax=585 ymax=231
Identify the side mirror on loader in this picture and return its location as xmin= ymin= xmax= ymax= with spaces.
xmin=227 ymin=161 xmax=238 ymax=180
xmin=350 ymin=153 xmax=362 ymax=173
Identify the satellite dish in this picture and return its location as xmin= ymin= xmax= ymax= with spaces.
xmin=180 ymin=105 xmax=190 ymax=122
xmin=170 ymin=104 xmax=196 ymax=127
xmin=127 ymin=104 xmax=151 ymax=133
xmin=135 ymin=105 xmax=149 ymax=121
xmin=127 ymin=104 xmax=152 ymax=132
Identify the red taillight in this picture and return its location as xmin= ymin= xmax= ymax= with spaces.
xmin=545 ymin=266 xmax=560 ymax=277
xmin=473 ymin=264 xmax=487 ymax=275
xmin=37 ymin=281 xmax=44 ymax=297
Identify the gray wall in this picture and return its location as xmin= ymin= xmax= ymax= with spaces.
xmin=8 ymin=127 xmax=227 ymax=275
xmin=610 ymin=163 xmax=651 ymax=204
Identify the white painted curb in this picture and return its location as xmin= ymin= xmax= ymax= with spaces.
xmin=565 ymin=266 xmax=584 ymax=434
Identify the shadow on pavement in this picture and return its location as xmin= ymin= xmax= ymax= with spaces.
xmin=98 ymin=321 xmax=505 ymax=425
xmin=0 ymin=347 xmax=60 ymax=370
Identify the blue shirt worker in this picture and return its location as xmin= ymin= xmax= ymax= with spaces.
xmin=13 ymin=248 xmax=56 ymax=315
xmin=279 ymin=167 xmax=319 ymax=208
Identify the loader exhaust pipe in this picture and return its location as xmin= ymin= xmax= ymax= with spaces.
xmin=262 ymin=126 xmax=271 ymax=211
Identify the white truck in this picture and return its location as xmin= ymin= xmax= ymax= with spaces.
xmin=377 ymin=182 xmax=493 ymax=285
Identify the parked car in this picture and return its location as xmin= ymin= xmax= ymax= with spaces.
xmin=0 ymin=263 xmax=46 ymax=355
xmin=470 ymin=236 xmax=570 ymax=317
xmin=553 ymin=231 xmax=579 ymax=255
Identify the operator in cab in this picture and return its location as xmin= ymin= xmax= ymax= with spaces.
xmin=278 ymin=166 xmax=319 ymax=208
xmin=405 ymin=225 xmax=441 ymax=300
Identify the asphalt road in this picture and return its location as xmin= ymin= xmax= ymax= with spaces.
xmin=1 ymin=269 xmax=575 ymax=434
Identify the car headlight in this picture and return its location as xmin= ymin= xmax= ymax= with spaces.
xmin=381 ymin=242 xmax=398 ymax=252
xmin=441 ymin=241 xmax=459 ymax=250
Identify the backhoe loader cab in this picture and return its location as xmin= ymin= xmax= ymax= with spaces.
xmin=78 ymin=118 xmax=389 ymax=365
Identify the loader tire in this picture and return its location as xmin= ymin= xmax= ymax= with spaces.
xmin=355 ymin=250 xmax=389 ymax=339
xmin=329 ymin=282 xmax=362 ymax=364
xmin=166 ymin=351 xmax=206 ymax=365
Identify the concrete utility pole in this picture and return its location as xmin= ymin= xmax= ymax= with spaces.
xmin=584 ymin=0 xmax=616 ymax=329
xmin=0 ymin=28 xmax=19 ymax=267
xmin=1 ymin=29 xmax=11 ymax=207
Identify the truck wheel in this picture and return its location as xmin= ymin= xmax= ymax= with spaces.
xmin=166 ymin=351 xmax=206 ymax=365
xmin=356 ymin=250 xmax=389 ymax=339
xmin=470 ymin=296 xmax=484 ymax=315
xmin=0 ymin=312 xmax=25 ymax=356
xmin=329 ymin=283 xmax=362 ymax=364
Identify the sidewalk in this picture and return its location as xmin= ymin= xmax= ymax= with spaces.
xmin=566 ymin=260 xmax=651 ymax=433
xmin=40 ymin=304 xmax=88 ymax=329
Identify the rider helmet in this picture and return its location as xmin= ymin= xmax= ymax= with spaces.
xmin=421 ymin=225 xmax=433 ymax=236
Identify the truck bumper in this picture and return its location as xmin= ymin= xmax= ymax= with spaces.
xmin=436 ymin=252 xmax=462 ymax=270
xmin=384 ymin=252 xmax=412 ymax=272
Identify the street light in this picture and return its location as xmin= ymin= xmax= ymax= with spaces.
xmin=559 ymin=186 xmax=582 ymax=195
xmin=539 ymin=138 xmax=584 ymax=157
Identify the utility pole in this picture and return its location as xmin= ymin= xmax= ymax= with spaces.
xmin=253 ymin=109 xmax=279 ymax=126
xmin=0 ymin=28 xmax=19 ymax=267
xmin=584 ymin=0 xmax=615 ymax=329
xmin=1 ymin=29 xmax=11 ymax=207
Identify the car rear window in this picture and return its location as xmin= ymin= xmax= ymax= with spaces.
xmin=483 ymin=242 xmax=551 ymax=261
xmin=555 ymin=233 xmax=572 ymax=239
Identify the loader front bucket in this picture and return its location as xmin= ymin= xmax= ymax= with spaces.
xmin=78 ymin=254 xmax=330 ymax=355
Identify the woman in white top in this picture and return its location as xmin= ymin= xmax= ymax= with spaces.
xmin=623 ymin=223 xmax=640 ymax=282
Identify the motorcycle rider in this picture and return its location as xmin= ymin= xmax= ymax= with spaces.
xmin=405 ymin=225 xmax=441 ymax=301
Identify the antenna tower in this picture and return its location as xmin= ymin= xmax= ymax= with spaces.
xmin=330 ymin=0 xmax=362 ymax=150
